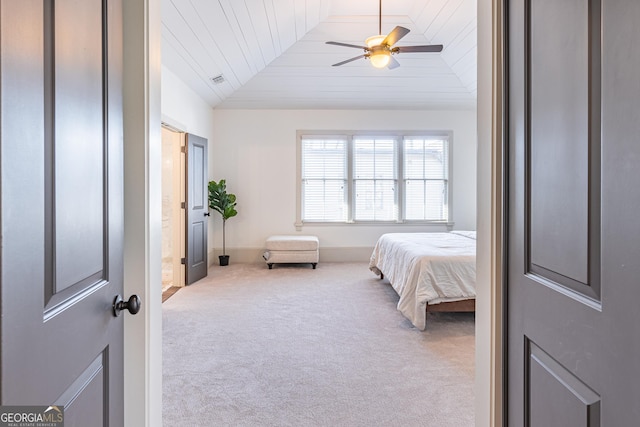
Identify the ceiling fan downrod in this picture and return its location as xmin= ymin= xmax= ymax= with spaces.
xmin=378 ymin=0 xmax=382 ymax=35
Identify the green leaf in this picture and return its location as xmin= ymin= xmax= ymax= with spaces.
xmin=208 ymin=179 xmax=238 ymax=220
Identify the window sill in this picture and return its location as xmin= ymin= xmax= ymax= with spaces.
xmin=294 ymin=221 xmax=454 ymax=231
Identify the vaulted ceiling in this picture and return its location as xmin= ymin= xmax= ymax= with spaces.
xmin=161 ymin=0 xmax=477 ymax=110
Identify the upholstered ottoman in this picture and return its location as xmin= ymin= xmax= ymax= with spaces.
xmin=263 ymin=235 xmax=319 ymax=269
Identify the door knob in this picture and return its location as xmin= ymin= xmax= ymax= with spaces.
xmin=113 ymin=294 xmax=141 ymax=317
xmin=204 ymin=212 xmax=210 ymax=217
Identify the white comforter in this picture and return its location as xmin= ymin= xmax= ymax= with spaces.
xmin=369 ymin=231 xmax=476 ymax=330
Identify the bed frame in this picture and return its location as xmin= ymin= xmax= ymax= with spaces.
xmin=426 ymin=298 xmax=475 ymax=313
xmin=379 ymin=273 xmax=475 ymax=316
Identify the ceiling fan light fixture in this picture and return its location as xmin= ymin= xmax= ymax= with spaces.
xmin=365 ymin=35 xmax=386 ymax=48
xmin=369 ymin=51 xmax=391 ymax=68
xmin=366 ymin=36 xmax=391 ymax=68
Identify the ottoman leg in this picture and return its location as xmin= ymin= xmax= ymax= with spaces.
xmin=312 ymin=263 xmax=317 ymax=269
xmin=268 ymin=263 xmax=273 ymax=269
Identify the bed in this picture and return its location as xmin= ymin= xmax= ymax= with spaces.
xmin=369 ymin=231 xmax=476 ymax=330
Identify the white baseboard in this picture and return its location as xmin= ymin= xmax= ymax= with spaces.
xmin=208 ymin=247 xmax=373 ymax=265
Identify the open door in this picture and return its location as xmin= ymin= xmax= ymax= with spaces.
xmin=506 ymin=0 xmax=640 ymax=424
xmin=1 ymin=0 xmax=128 ymax=425
xmin=161 ymin=127 xmax=186 ymax=290
xmin=185 ymin=133 xmax=209 ymax=285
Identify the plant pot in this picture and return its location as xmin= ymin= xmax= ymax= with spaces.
xmin=219 ymin=255 xmax=230 ymax=266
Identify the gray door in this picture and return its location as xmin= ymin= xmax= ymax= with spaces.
xmin=185 ymin=133 xmax=208 ymax=285
xmin=506 ymin=0 xmax=640 ymax=425
xmin=1 ymin=0 xmax=125 ymax=425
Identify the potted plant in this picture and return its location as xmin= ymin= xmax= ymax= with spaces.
xmin=208 ymin=179 xmax=238 ymax=266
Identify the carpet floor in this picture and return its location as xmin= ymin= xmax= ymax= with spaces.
xmin=162 ymin=262 xmax=475 ymax=427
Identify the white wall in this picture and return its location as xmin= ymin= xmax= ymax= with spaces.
xmin=211 ymin=109 xmax=477 ymax=262
xmin=161 ymin=65 xmax=215 ymax=140
xmin=161 ymin=65 xmax=217 ymax=260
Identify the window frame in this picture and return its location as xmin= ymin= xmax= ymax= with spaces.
xmin=296 ymin=130 xmax=454 ymax=227
xmin=299 ymin=135 xmax=349 ymax=222
xmin=401 ymin=135 xmax=451 ymax=222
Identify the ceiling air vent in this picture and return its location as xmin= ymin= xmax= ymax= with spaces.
xmin=210 ymin=74 xmax=225 ymax=84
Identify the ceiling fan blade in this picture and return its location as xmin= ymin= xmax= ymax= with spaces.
xmin=395 ymin=44 xmax=444 ymax=53
xmin=387 ymin=57 xmax=400 ymax=70
xmin=382 ymin=26 xmax=410 ymax=46
xmin=332 ymin=55 xmax=367 ymax=67
xmin=326 ymin=41 xmax=368 ymax=50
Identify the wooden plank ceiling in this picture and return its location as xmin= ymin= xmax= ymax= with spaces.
xmin=162 ymin=0 xmax=477 ymax=110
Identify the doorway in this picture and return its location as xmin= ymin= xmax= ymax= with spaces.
xmin=161 ymin=125 xmax=186 ymax=293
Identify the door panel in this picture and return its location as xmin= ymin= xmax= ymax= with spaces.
xmin=527 ymin=0 xmax=601 ymax=299
xmin=55 ymin=353 xmax=106 ymax=424
xmin=506 ymin=0 xmax=640 ymax=425
xmin=528 ymin=341 xmax=600 ymax=427
xmin=45 ymin=0 xmax=108 ymax=314
xmin=1 ymin=0 xmax=124 ymax=425
xmin=53 ymin=0 xmax=105 ymax=291
xmin=185 ymin=133 xmax=208 ymax=285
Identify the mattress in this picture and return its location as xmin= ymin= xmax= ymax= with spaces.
xmin=369 ymin=231 xmax=476 ymax=330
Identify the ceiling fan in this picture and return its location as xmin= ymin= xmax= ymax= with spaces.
xmin=325 ymin=0 xmax=443 ymax=69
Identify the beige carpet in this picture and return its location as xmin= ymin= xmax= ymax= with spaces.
xmin=162 ymin=262 xmax=475 ymax=426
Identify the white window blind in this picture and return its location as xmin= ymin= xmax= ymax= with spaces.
xmin=353 ymin=137 xmax=397 ymax=221
xmin=301 ymin=137 xmax=347 ymax=221
xmin=403 ymin=137 xmax=449 ymax=221
xmin=299 ymin=132 xmax=451 ymax=224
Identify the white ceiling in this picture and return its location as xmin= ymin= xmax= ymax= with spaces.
xmin=161 ymin=0 xmax=477 ymax=110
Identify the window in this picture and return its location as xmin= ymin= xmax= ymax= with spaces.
xmin=353 ymin=137 xmax=397 ymax=221
xmin=301 ymin=136 xmax=347 ymax=222
xmin=403 ymin=137 xmax=449 ymax=221
xmin=299 ymin=132 xmax=451 ymax=224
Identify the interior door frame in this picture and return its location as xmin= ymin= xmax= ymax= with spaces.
xmin=124 ymin=0 xmax=504 ymax=426
xmin=122 ymin=0 xmax=162 ymax=426
xmin=161 ymin=123 xmax=187 ymax=288
xmin=476 ymin=0 xmax=506 ymax=426
xmin=160 ymin=121 xmax=209 ymax=288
